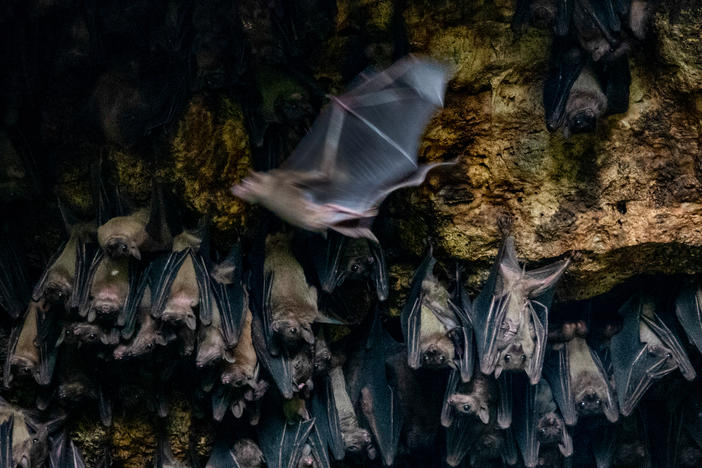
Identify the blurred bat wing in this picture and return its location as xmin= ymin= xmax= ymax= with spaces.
xmin=282 ymin=56 xmax=449 ymax=214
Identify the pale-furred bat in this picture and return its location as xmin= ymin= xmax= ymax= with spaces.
xmin=442 ymin=370 xmax=496 ymax=427
xmin=231 ymin=55 xmax=452 ymax=242
xmin=401 ymin=245 xmax=473 ymax=376
xmin=473 ymin=236 xmax=570 ymax=385
xmin=5 ymin=299 xmax=60 ymax=387
xmin=543 ymin=337 xmax=619 ymax=425
xmin=610 ymin=292 xmax=695 ymax=417
xmin=206 ymin=436 xmax=265 ymax=468
xmin=150 ymin=227 xmax=212 ymax=333
xmin=77 ymin=249 xmax=135 ymax=324
xmin=97 ymin=183 xmax=179 ymax=260
xmin=209 ymin=244 xmax=247 ymax=353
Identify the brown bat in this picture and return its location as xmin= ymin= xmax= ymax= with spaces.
xmin=78 ymin=250 xmax=133 ymax=323
xmin=221 ymin=295 xmax=258 ymax=388
xmin=97 ymin=183 xmax=178 ymax=260
xmin=231 ymin=55 xmax=452 ymax=241
xmin=63 ymin=322 xmax=120 ymax=347
xmin=263 ymin=232 xmax=319 ymax=352
xmin=445 ymin=373 xmax=497 ymax=425
xmin=196 ymin=298 xmax=226 ymax=368
xmin=113 ymin=288 xmax=175 ymax=360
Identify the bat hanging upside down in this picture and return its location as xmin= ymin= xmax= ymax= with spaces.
xmin=231 ymin=55 xmax=454 ymax=241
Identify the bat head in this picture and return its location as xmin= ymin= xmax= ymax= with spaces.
xmin=343 ymin=428 xmax=372 ymax=454
xmin=44 ymin=272 xmax=73 ymax=306
xmin=421 ymin=342 xmax=452 ymax=369
xmin=567 ymin=109 xmax=597 ymax=135
xmin=494 ymin=342 xmax=530 ymax=377
xmin=98 ymin=216 xmax=145 ymax=260
xmin=474 ymin=431 xmax=503 ymax=460
xmin=292 ymin=351 xmax=314 ymax=391
xmin=27 ymin=423 xmax=50 ymax=468
xmin=575 ymin=388 xmax=604 ymax=417
xmin=271 ymin=319 xmax=314 ymax=348
xmin=10 ymin=355 xmax=37 ymax=378
xmin=536 ymin=412 xmax=563 ymax=444
xmin=529 ymin=0 xmax=556 ymax=29
xmin=313 ymin=347 xmax=331 ymax=375
xmin=447 ymin=393 xmax=490 ymax=424
xmin=90 ymin=295 xmax=123 ymax=321
xmin=114 ymin=330 xmax=172 ymax=359
xmin=233 ymin=439 xmax=264 ymax=468
xmin=195 ymin=344 xmax=222 ymax=368
xmin=297 ymin=444 xmax=316 ymax=468
xmin=57 ymin=379 xmax=96 ymax=402
xmin=161 ymin=303 xmax=197 ymax=331
xmin=69 ymin=323 xmax=103 ymax=344
xmin=221 ymin=366 xmax=253 ymax=388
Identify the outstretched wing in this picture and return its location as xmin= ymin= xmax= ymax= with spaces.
xmin=282 ymin=55 xmax=449 ymax=213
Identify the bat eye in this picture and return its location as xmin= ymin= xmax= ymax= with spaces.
xmin=504 ymin=354 xmax=511 ymax=363
xmin=579 ymin=401 xmax=586 ymax=409
xmin=290 ymin=327 xmax=297 ymax=335
xmin=89 ymin=333 xmax=97 ymax=340
xmin=521 ymin=354 xmax=527 ymax=362
xmin=146 ymin=343 xmax=153 ymax=350
xmin=351 ymin=263 xmax=360 ymax=273
xmin=33 ymin=438 xmax=39 ymax=443
xmin=539 ymin=428 xmax=546 ymax=435
xmin=666 ymin=353 xmax=672 ymax=359
xmin=423 ymin=355 xmax=430 ymax=362
xmin=438 ymin=355 xmax=445 ymax=363
xmin=463 ymin=404 xmax=471 ymax=411
xmin=596 ymin=399 xmax=601 ymax=406
xmin=65 ymin=330 xmax=72 ymax=335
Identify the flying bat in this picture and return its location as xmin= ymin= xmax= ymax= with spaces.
xmin=305 ymin=231 xmax=389 ymax=302
xmin=401 ymin=245 xmax=473 ymax=376
xmin=610 ymin=292 xmax=695 ymax=417
xmin=231 ymin=55 xmax=453 ymax=242
xmin=543 ymin=337 xmax=618 ymax=425
xmin=97 ymin=182 xmax=179 ymax=260
xmin=473 ymin=236 xmax=570 ymax=385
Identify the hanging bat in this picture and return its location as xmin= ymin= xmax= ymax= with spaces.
xmin=150 ymin=227 xmax=212 ymax=331
xmin=674 ymin=281 xmax=702 ymax=356
xmin=512 ymin=376 xmax=573 ymax=468
xmin=473 ymin=236 xmax=570 ymax=385
xmin=442 ymin=370 xmax=497 ymax=427
xmin=312 ymin=365 xmax=373 ymax=461
xmin=196 ymin=297 xmax=226 ymax=368
xmin=512 ymin=0 xmax=571 ymax=35
xmin=154 ymin=430 xmax=188 ymax=468
xmin=62 ymin=322 xmax=120 ymax=348
xmin=401 ymin=245 xmax=473 ymax=376
xmin=77 ymin=248 xmax=135 ymax=324
xmin=257 ymin=401 xmax=330 ymax=468
xmin=206 ymin=436 xmax=265 ymax=468
xmin=344 ymin=311 xmax=402 ymax=466
xmin=220 ymin=292 xmax=262 ymax=390
xmin=0 ymin=398 xmax=66 ymax=468
xmin=231 ymin=55 xmax=452 ymax=242
xmin=543 ymin=337 xmax=619 ymax=425
xmin=32 ymin=206 xmax=95 ymax=308
xmin=97 ymin=182 xmax=179 ymax=260
xmin=4 ymin=299 xmax=61 ymax=387
xmin=306 ymin=231 xmax=389 ymax=301
xmin=610 ymin=292 xmax=695 ymax=417
xmin=210 ymin=244 xmax=247 ymax=353
xmin=445 ymin=407 xmax=519 ymax=468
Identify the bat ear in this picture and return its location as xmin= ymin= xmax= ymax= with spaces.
xmin=478 ymin=407 xmax=490 ymax=424
xmin=301 ymin=325 xmax=314 ymax=345
xmin=155 ymin=334 xmax=168 ymax=346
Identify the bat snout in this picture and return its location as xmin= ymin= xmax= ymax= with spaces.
xmin=104 ymin=236 xmax=133 ymax=258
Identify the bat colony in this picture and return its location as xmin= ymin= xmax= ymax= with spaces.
xmin=0 ymin=2 xmax=685 ymax=467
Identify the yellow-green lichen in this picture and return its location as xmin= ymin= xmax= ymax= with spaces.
xmin=171 ymin=96 xmax=253 ymax=232
xmin=111 ymin=415 xmax=156 ymax=467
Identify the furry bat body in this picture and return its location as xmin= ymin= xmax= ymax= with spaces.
xmin=543 ymin=337 xmax=618 ymax=425
xmin=5 ymin=299 xmax=60 ymax=387
xmin=401 ymin=246 xmax=473 ymax=376
xmin=206 ymin=437 xmax=265 ymax=468
xmin=442 ymin=371 xmax=496 ymax=427
xmin=97 ymin=183 xmax=178 ymax=260
xmin=307 ymin=231 xmax=389 ymax=301
xmin=151 ymin=228 xmax=212 ymax=335
xmin=32 ymin=220 xmax=94 ymax=308
xmin=473 ymin=236 xmax=570 ymax=384
xmin=264 ymin=232 xmax=319 ymax=352
xmin=232 ymin=55 xmax=452 ymax=241
xmin=63 ymin=322 xmax=120 ymax=348
xmin=610 ymin=293 xmax=695 ymax=416
xmin=78 ymin=250 xmax=133 ymax=323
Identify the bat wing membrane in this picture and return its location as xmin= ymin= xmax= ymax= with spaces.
xmin=674 ymin=283 xmax=702 ymax=355
xmin=0 ymin=413 xmax=12 ymax=467
xmin=543 ymin=345 xmax=576 ymax=426
xmin=401 ymin=246 xmax=435 ymax=369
